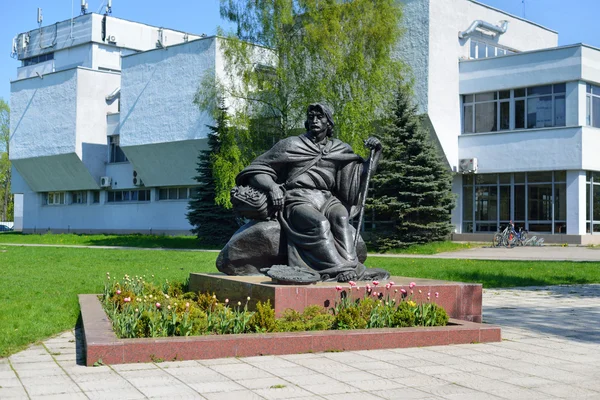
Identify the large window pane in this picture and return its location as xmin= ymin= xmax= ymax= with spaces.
xmin=477 ymin=42 xmax=486 ymax=59
xmin=463 ymin=105 xmax=474 ymax=133
xmin=527 ymin=96 xmax=553 ymax=128
xmin=475 ymin=92 xmax=496 ymax=102
xmin=528 ymin=185 xmax=552 ymax=221
xmin=475 ymin=186 xmax=497 ymax=221
xmin=528 ymin=171 xmax=553 ymax=183
xmin=594 ymin=185 xmax=600 ymax=221
xmin=555 ymin=183 xmax=566 ymax=220
xmin=470 ymin=40 xmax=477 ymax=59
xmin=593 ymin=97 xmax=600 ymax=128
xmin=475 ymin=174 xmax=497 ymax=185
xmin=499 ymin=101 xmax=510 ymax=130
xmin=475 ymin=102 xmax=497 ymax=132
xmin=514 ymin=185 xmax=525 ymax=220
xmin=528 ymin=85 xmax=552 ymax=96
xmin=499 ymin=186 xmax=511 ymax=220
xmin=554 ymin=171 xmax=566 ymax=182
xmin=463 ymin=186 xmax=473 ymax=222
xmin=487 ymin=44 xmax=496 ymax=58
xmin=555 ymin=95 xmax=566 ymax=126
xmin=499 ymin=174 xmax=511 ymax=184
xmin=587 ymin=95 xmax=592 ymax=125
xmin=515 ymin=100 xmax=525 ymax=129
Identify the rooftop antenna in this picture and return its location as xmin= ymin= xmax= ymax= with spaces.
xmin=81 ymin=0 xmax=88 ymax=15
xmin=106 ymin=0 xmax=112 ymax=14
xmin=37 ymin=8 xmax=43 ymax=26
xmin=522 ymin=0 xmax=526 ymax=19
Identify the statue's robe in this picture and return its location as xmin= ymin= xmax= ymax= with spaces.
xmin=236 ymin=133 xmax=368 ymax=279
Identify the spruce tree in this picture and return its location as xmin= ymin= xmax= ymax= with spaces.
xmin=186 ymin=106 xmax=240 ymax=246
xmin=369 ymin=86 xmax=455 ymax=251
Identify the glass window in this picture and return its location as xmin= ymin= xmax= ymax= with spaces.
xmin=109 ymin=135 xmax=128 ymax=163
xmin=463 ymin=186 xmax=473 ymax=222
xmin=70 ymin=191 xmax=87 ymax=204
xmin=499 ymin=102 xmax=510 ymax=130
xmin=514 ymin=88 xmax=526 ymax=98
xmin=528 ymin=85 xmax=552 ymax=96
xmin=475 ymin=92 xmax=496 ymax=102
xmin=463 ymin=175 xmax=474 ymax=185
xmin=477 ymin=42 xmax=486 ymax=59
xmin=555 ymin=183 xmax=566 ymax=221
xmin=169 ymin=188 xmax=178 ymax=200
xmin=475 ymin=186 xmax=497 ymax=222
xmin=463 ymin=105 xmax=474 ymax=133
xmin=514 ymin=185 xmax=525 ymax=220
xmin=499 ymin=174 xmax=511 ymax=184
xmin=527 ymin=96 xmax=553 ymax=128
xmin=475 ymin=174 xmax=497 ymax=185
xmin=554 ymin=95 xmax=565 ymax=127
xmin=470 ymin=40 xmax=477 ymax=59
xmin=593 ymin=97 xmax=600 ymax=128
xmin=499 ymin=186 xmax=511 ymax=221
xmin=159 ymin=189 xmax=168 ymax=200
xmin=499 ymin=90 xmax=510 ymax=100
xmin=475 ymin=102 xmax=497 ymax=133
xmin=553 ymin=83 xmax=566 ymax=93
xmin=554 ymin=171 xmax=566 ymax=182
xmin=487 ymin=44 xmax=496 ymax=58
xmin=514 ymin=173 xmax=526 ymax=184
xmin=464 ymin=94 xmax=474 ymax=103
xmin=92 ymin=191 xmax=100 ymax=203
xmin=528 ymin=171 xmax=553 ymax=183
xmin=515 ymin=100 xmax=525 ymax=129
xmin=178 ymin=188 xmax=188 ymax=199
xmin=528 ymin=184 xmax=552 ymax=221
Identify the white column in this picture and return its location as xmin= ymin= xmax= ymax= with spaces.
xmin=451 ymin=174 xmax=462 ymax=233
xmin=566 ymin=170 xmax=586 ymax=235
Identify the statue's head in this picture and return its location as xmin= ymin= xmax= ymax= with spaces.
xmin=305 ymin=103 xmax=334 ymax=137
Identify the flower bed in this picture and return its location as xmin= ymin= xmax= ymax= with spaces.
xmin=101 ymin=274 xmax=450 ymax=338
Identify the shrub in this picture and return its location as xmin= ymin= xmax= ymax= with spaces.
xmin=248 ymin=300 xmax=276 ymax=332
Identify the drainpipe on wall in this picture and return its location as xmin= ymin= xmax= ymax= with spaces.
xmin=105 ymin=87 xmax=120 ymax=103
xmin=458 ymin=20 xmax=509 ymax=39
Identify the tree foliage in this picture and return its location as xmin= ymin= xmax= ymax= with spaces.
xmin=203 ymin=0 xmax=404 ymax=203
xmin=186 ymin=105 xmax=240 ymax=245
xmin=0 ymin=99 xmax=12 ymax=221
xmin=368 ymin=86 xmax=455 ymax=250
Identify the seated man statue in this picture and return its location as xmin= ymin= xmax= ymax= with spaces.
xmin=220 ymin=103 xmax=390 ymax=282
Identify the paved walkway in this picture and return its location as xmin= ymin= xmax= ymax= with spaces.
xmin=4 ymin=242 xmax=600 ymax=261
xmin=2 ymin=285 xmax=600 ymax=399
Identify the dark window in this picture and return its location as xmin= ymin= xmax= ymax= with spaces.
xmin=108 ymin=135 xmax=128 ymax=163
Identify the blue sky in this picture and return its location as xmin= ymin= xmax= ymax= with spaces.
xmin=1 ymin=0 xmax=599 ymax=103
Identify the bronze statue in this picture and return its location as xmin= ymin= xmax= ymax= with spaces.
xmin=218 ymin=103 xmax=390 ymax=282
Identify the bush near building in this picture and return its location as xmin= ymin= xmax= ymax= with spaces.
xmin=369 ymin=86 xmax=455 ymax=251
xmin=186 ymin=106 xmax=239 ymax=246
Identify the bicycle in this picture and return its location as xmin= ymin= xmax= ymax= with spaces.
xmin=493 ymin=221 xmax=528 ymax=248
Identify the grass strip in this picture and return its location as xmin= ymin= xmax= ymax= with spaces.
xmin=1 ymin=245 xmax=599 ymax=358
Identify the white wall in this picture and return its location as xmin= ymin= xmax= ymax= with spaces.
xmin=459 ymin=126 xmax=583 ymax=173
xmin=54 ymin=44 xmax=93 ymax=71
xmin=11 ymin=68 xmax=78 ymax=160
xmin=423 ymin=0 xmax=558 ymax=169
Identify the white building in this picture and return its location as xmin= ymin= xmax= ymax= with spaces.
xmin=9 ymin=1 xmax=600 ymax=242
xmin=10 ymin=12 xmax=218 ymax=234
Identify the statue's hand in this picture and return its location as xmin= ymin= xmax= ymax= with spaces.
xmin=269 ymin=185 xmax=285 ymax=211
xmin=364 ymin=137 xmax=383 ymax=152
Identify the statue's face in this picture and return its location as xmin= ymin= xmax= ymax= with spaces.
xmin=307 ymin=110 xmax=329 ymax=138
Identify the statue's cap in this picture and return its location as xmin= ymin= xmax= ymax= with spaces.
xmin=307 ymin=103 xmax=334 ymax=127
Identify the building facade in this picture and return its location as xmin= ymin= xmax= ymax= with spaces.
xmin=9 ymin=1 xmax=600 ymax=242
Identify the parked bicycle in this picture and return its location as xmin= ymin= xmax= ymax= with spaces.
xmin=493 ymin=221 xmax=528 ymax=248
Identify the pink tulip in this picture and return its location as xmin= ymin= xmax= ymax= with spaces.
xmin=427 ymin=292 xmax=431 ymax=297
xmin=389 ymin=281 xmax=395 ymax=286
xmin=435 ymin=292 xmax=439 ymax=298
xmin=335 ymin=286 xmax=343 ymax=291
xmin=372 ymin=291 xmax=377 ymax=297
xmin=116 ymin=290 xmax=122 ymax=295
xmin=385 ymin=283 xmax=391 ymax=290
xmin=156 ymin=302 xmax=161 ymax=308
xmin=409 ymin=282 xmax=416 ymax=289
xmin=400 ymin=288 xmax=407 ymax=294
xmin=123 ymin=297 xmax=131 ymax=303
xmin=348 ymin=281 xmax=357 ymax=287
xmin=372 ymin=281 xmax=379 ymax=286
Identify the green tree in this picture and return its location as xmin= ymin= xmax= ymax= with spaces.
xmin=368 ymin=86 xmax=455 ymax=250
xmin=0 ymin=99 xmax=11 ymax=222
xmin=186 ymin=105 xmax=240 ymax=245
xmin=202 ymin=0 xmax=404 ymax=203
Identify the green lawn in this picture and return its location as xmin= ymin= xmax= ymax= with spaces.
xmin=0 ymin=232 xmax=216 ymax=249
xmin=1 ymin=244 xmax=599 ymax=358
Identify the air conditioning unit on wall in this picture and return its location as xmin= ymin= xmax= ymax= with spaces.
xmin=100 ymin=176 xmax=112 ymax=187
xmin=459 ymin=158 xmax=478 ymax=173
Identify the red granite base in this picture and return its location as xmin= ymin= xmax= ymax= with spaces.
xmin=79 ymin=294 xmax=501 ymax=366
xmin=189 ymin=274 xmax=483 ymax=322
